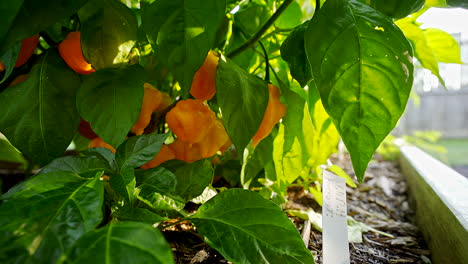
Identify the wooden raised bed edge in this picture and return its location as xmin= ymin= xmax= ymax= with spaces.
xmin=398 ymin=146 xmax=468 ymax=264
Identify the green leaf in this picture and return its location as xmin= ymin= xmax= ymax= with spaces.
xmin=234 ymin=3 xmax=270 ymax=36
xmin=327 ymin=165 xmax=357 ymax=187
xmin=39 ymin=155 xmax=112 ymax=178
xmin=216 ymin=56 xmax=269 ymax=154
xmin=142 ymin=0 xmax=225 ymax=96
xmin=359 ymin=0 xmax=425 ymax=19
xmin=76 ymin=65 xmax=145 ymax=148
xmin=396 ymin=18 xmax=445 ymax=86
xmin=0 ymin=0 xmax=88 ymax=55
xmin=63 ymin=222 xmax=174 ymax=264
xmin=305 ymin=0 xmax=414 ymax=182
xmin=0 ymin=173 xmax=103 ymax=264
xmin=110 ymin=165 xmax=136 ymax=203
xmin=276 ymin=1 xmax=303 ymax=29
xmin=136 ymin=166 xmax=177 ymax=197
xmin=280 ymin=21 xmax=312 ymax=87
xmin=82 ymin=148 xmax=117 ymax=171
xmin=191 ymin=189 xmax=314 ymax=264
xmin=80 ymin=0 xmax=138 ymax=69
xmin=1 ymin=171 xmax=87 ymax=200
xmin=171 ymin=159 xmax=214 ymax=202
xmin=0 ymin=137 xmax=27 ymax=169
xmin=241 ymin=135 xmax=274 ymax=189
xmin=0 ymin=50 xmax=81 ymax=165
xmin=423 ymin=28 xmax=463 ymax=64
xmin=115 ymin=207 xmax=167 ymax=223
xmin=116 ymin=133 xmax=168 ymax=169
xmin=447 ymin=0 xmax=468 ymax=8
xmin=0 ymin=42 xmax=21 ymax=84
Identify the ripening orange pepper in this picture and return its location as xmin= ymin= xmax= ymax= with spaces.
xmin=58 ymin=31 xmax=95 ymax=75
xmin=0 ymin=35 xmax=39 ymax=71
xmin=88 ymin=137 xmax=116 ymax=153
xmin=131 ymin=83 xmax=170 ymax=135
xmin=195 ymin=117 xmax=229 ymax=158
xmin=251 ymin=84 xmax=286 ymax=147
xmin=141 ymin=145 xmax=176 ymax=169
xmin=190 ymin=51 xmax=219 ymax=101
xmin=168 ymin=139 xmax=203 ymax=163
xmin=166 ymin=99 xmax=216 ymax=144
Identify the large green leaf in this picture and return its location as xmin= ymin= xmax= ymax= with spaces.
xmin=169 ymin=159 xmax=214 ymax=202
xmin=423 ymin=28 xmax=463 ymax=64
xmin=0 ymin=50 xmax=81 ymax=165
xmin=0 ymin=0 xmax=88 ymax=55
xmin=38 ymin=154 xmax=112 ymax=178
xmin=280 ymin=21 xmax=313 ymax=87
xmin=76 ymin=65 xmax=145 ymax=148
xmin=142 ymin=0 xmax=225 ymax=96
xmin=0 ymin=137 xmax=27 ymax=169
xmin=276 ymin=0 xmax=303 ymax=29
xmin=396 ymin=18 xmax=445 ymax=86
xmin=241 ymin=134 xmax=275 ymax=188
xmin=136 ymin=166 xmax=177 ymax=197
xmin=359 ymin=0 xmax=425 ymax=19
xmin=305 ymin=0 xmax=414 ymax=182
xmin=63 ymin=222 xmax=174 ymax=264
xmin=216 ymin=56 xmax=269 ymax=154
xmin=80 ymin=0 xmax=138 ymax=69
xmin=0 ymin=173 xmax=104 ymax=264
xmin=115 ymin=133 xmax=168 ymax=169
xmin=191 ymin=189 xmax=314 ymax=264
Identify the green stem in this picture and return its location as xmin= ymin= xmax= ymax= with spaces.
xmin=227 ymin=0 xmax=294 ymax=58
xmin=316 ymin=0 xmax=320 ymax=13
xmin=258 ymin=41 xmax=270 ymax=82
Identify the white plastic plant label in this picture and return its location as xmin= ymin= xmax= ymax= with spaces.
xmin=322 ymin=170 xmax=350 ymax=264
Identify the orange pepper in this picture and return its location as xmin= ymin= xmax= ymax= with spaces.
xmin=141 ymin=145 xmax=176 ymax=169
xmin=88 ymin=137 xmax=116 ymax=153
xmin=0 ymin=35 xmax=39 ymax=71
xmin=58 ymin=31 xmax=95 ymax=75
xmin=195 ymin=117 xmax=229 ymax=158
xmin=166 ymin=99 xmax=216 ymax=144
xmin=78 ymin=119 xmax=98 ymax=139
xmin=168 ymin=139 xmax=203 ymax=163
xmin=131 ymin=83 xmax=169 ymax=135
xmin=190 ymin=51 xmax=219 ymax=101
xmin=252 ymin=84 xmax=286 ymax=147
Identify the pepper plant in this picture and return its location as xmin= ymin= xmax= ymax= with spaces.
xmin=0 ymin=0 xmax=464 ymax=263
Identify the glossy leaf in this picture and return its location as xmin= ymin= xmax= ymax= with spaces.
xmin=171 ymin=159 xmax=214 ymax=202
xmin=305 ymin=0 xmax=414 ymax=181
xmin=115 ymin=207 xmax=167 ymax=223
xmin=0 ymin=173 xmax=103 ymax=264
xmin=116 ymin=133 xmax=168 ymax=169
xmin=0 ymin=0 xmax=88 ymax=55
xmin=280 ymin=21 xmax=313 ymax=87
xmin=110 ymin=166 xmax=136 ymax=203
xmin=142 ymin=0 xmax=225 ymax=96
xmin=136 ymin=166 xmax=177 ymax=197
xmin=76 ymin=65 xmax=145 ymax=148
xmin=396 ymin=18 xmax=445 ymax=86
xmin=80 ymin=0 xmax=138 ymax=69
xmin=38 ymin=155 xmax=112 ymax=177
xmin=191 ymin=189 xmax=314 ymax=264
xmin=423 ymin=28 xmax=463 ymax=64
xmin=216 ymin=56 xmax=269 ymax=154
xmin=359 ymin=0 xmax=425 ymax=19
xmin=63 ymin=222 xmax=174 ymax=264
xmin=0 ymin=50 xmax=81 ymax=165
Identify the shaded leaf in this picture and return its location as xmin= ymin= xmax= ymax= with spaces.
xmin=280 ymin=21 xmax=313 ymax=87
xmin=76 ymin=65 xmax=145 ymax=148
xmin=39 ymin=155 xmax=111 ymax=178
xmin=191 ymin=189 xmax=314 ymax=264
xmin=216 ymin=56 xmax=269 ymax=154
xmin=171 ymin=159 xmax=214 ymax=202
xmin=116 ymin=133 xmax=168 ymax=169
xmin=137 ymin=166 xmax=177 ymax=197
xmin=63 ymin=222 xmax=174 ymax=264
xmin=0 ymin=49 xmax=81 ymax=165
xmin=0 ymin=173 xmax=103 ymax=264
xmin=305 ymin=0 xmax=414 ymax=181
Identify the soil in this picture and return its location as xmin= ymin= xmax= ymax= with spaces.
xmin=0 ymin=154 xmax=432 ymax=264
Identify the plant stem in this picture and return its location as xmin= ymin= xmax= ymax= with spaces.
xmin=227 ymin=0 xmax=294 ymax=58
xmin=316 ymin=0 xmax=320 ymax=13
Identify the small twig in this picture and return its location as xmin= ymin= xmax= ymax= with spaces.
xmin=301 ymin=220 xmax=312 ymax=246
xmin=227 ymin=0 xmax=294 ymax=58
xmin=158 ymin=218 xmax=188 ymax=230
xmin=143 ymin=100 xmax=178 ymax=134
